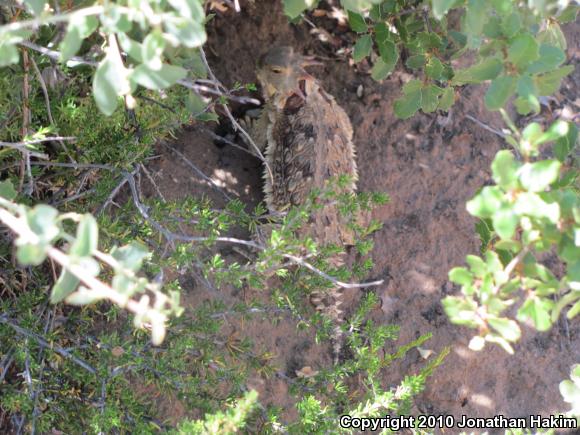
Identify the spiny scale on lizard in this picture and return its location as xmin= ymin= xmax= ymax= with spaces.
xmin=249 ymin=46 xmax=359 ymax=364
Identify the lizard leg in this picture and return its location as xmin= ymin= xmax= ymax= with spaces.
xmin=239 ymin=108 xmax=269 ymax=154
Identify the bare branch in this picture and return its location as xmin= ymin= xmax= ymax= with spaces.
xmin=466 ymin=114 xmax=506 ymax=138
xmin=9 ymin=161 xmax=382 ymax=290
xmin=29 ymin=55 xmax=77 ymax=163
xmin=283 ymin=253 xmax=384 ymax=289
xmin=197 ymin=48 xmax=273 ymax=183
xmin=0 ymin=315 xmax=96 ymax=374
xmin=18 ymin=40 xmax=98 ymax=67
xmin=0 ymin=142 xmax=48 ymax=159
xmin=3 ymin=5 xmax=105 ymax=34
xmin=160 ymin=141 xmax=234 ymax=201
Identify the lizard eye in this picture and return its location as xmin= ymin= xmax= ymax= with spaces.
xmin=270 ymin=67 xmax=283 ymax=74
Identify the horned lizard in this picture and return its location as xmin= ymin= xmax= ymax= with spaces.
xmin=248 ymin=46 xmax=358 ymax=364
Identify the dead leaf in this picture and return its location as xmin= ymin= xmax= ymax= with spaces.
xmin=296 ymin=366 xmax=319 ymax=378
xmin=417 ymin=347 xmax=434 ymax=360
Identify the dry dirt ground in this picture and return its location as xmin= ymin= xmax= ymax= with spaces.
xmin=144 ymin=1 xmax=579 ymax=428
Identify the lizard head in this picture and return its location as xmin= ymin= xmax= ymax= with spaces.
xmin=256 ymin=46 xmax=321 ymax=103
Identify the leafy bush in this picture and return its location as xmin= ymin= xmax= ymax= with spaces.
xmin=286 ymin=0 xmax=577 ymax=118
xmin=1 ymin=0 xmax=578 ymax=431
xmin=443 ymin=118 xmax=579 ymax=353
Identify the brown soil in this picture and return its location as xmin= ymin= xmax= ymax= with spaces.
xmin=143 ymin=1 xmax=579 ymax=429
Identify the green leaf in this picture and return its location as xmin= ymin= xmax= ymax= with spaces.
xmin=451 ymin=57 xmax=503 ymax=85
xmin=421 ymin=84 xmax=443 ymax=113
xmin=371 ymin=57 xmax=394 ymax=81
xmin=432 ymin=0 xmax=457 ymax=19
xmin=0 ymin=42 xmax=19 ymax=67
xmin=369 ymin=5 xmax=382 ymax=20
xmin=101 ymin=6 xmax=132 ymax=33
xmin=501 ymin=12 xmax=521 ymax=38
xmin=535 ymin=120 xmax=569 ymax=145
xmin=557 ymin=5 xmax=579 ymax=23
xmin=514 ymin=96 xmax=539 ymax=116
xmin=93 ymin=51 xmax=130 ymax=116
xmin=538 ymin=21 xmax=566 ymax=51
xmin=490 ymin=0 xmax=512 ymax=15
xmin=517 ymin=74 xmax=538 ymax=97
xmin=51 ymin=270 xmax=80 ymax=303
xmin=425 ymin=57 xmax=444 ymax=80
xmin=347 ymin=10 xmax=367 ymax=33
xmin=534 ymin=66 xmax=574 ymax=96
xmin=23 ymin=0 xmax=46 ymax=15
xmin=60 ymin=16 xmax=99 ymax=62
xmin=353 ymin=34 xmax=372 ymax=63
xmin=514 ymin=192 xmax=560 ymax=223
xmin=484 ymin=75 xmax=517 ymax=110
xmin=466 ymin=186 xmax=503 ymax=218
xmin=164 ymin=16 xmax=207 ymax=48
xmin=141 ymin=31 xmax=166 ymax=69
xmin=566 ymin=301 xmax=580 ymax=320
xmin=0 ymin=180 xmax=17 ymax=200
xmin=283 ymin=0 xmax=310 ymax=19
xmin=449 ymin=267 xmax=473 ymax=286
xmin=131 ymin=64 xmax=187 ymax=90
xmin=187 ymin=51 xmax=207 ymax=78
xmin=492 ymin=206 xmax=518 ymax=240
xmin=16 ymin=243 xmax=47 ymax=266
xmin=491 ymin=150 xmax=520 ymax=189
xmin=417 ymin=32 xmax=443 ymax=51
xmin=484 ymin=334 xmax=514 ymax=353
xmin=374 ymin=22 xmax=393 ymax=43
xmin=438 ymin=87 xmax=455 ymax=111
xmin=167 ymin=0 xmax=205 ymax=21
xmin=517 ymin=160 xmax=561 ymax=192
xmin=393 ymin=80 xmax=422 ymax=119
xmin=117 ymin=34 xmax=143 ymax=63
xmin=376 ymin=38 xmax=398 ymax=66
xmin=517 ymin=296 xmax=553 ymax=331
xmin=406 ymin=54 xmax=426 ymax=69
xmin=442 ymin=296 xmax=479 ymax=327
xmin=475 ymin=218 xmax=493 ymax=253
xmin=494 ymin=240 xmax=521 ymax=253
xmin=560 ymin=378 xmax=580 ymax=409
xmin=515 ymin=75 xmax=540 ymax=115
xmin=65 ymin=288 xmax=105 ymax=305
xmin=526 ymin=44 xmax=565 ymax=74
xmin=522 ymin=122 xmax=543 ymax=149
xmin=464 ymin=0 xmax=489 ymax=46
xmin=554 ymin=122 xmax=578 ymax=162
xmin=507 ymin=33 xmax=539 ymax=70
xmin=483 ymin=16 xmax=502 ymax=38
xmin=488 ymin=317 xmax=521 ymax=342
xmin=111 ymin=242 xmax=150 ymax=271
xmin=559 ymin=235 xmax=580 ymax=263
xmin=28 ymin=205 xmax=59 ymax=241
xmin=469 ymin=335 xmax=486 ymax=351
xmin=70 ymin=214 xmax=98 ymax=257
xmin=466 ymin=255 xmax=487 ymax=277
xmin=186 ymin=91 xmax=207 ymax=116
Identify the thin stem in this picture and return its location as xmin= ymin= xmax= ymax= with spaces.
xmin=2 ymin=6 xmax=105 ymax=33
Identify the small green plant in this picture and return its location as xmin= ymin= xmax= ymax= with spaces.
xmin=1 ymin=0 xmax=210 ymax=116
xmin=285 ymin=0 xmax=577 ymax=118
xmin=173 ymin=390 xmax=259 ymax=434
xmin=2 ymin=0 xmax=577 ymax=431
xmin=443 ymin=117 xmax=578 ymax=353
xmin=560 ymin=364 xmax=580 ymax=419
xmin=0 ymin=189 xmax=183 ymax=344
